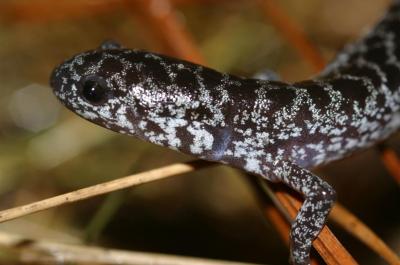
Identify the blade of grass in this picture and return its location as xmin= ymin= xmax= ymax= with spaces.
xmin=84 ymin=190 xmax=127 ymax=243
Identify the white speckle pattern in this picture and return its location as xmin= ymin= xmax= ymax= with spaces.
xmin=50 ymin=3 xmax=400 ymax=264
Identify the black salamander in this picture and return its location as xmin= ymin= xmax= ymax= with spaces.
xmin=50 ymin=2 xmax=400 ymax=264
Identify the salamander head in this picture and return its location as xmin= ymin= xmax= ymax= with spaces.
xmin=50 ymin=42 xmax=222 ymax=139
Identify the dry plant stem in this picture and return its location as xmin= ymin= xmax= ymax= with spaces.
xmin=0 ymin=232 xmax=262 ymax=265
xmin=138 ymin=3 xmax=349 ymax=261
xmin=246 ymin=176 xmax=321 ymax=264
xmin=274 ymin=190 xmax=359 ymax=265
xmin=256 ymin=4 xmax=399 ymax=261
xmin=135 ymin=3 xmax=319 ymax=263
xmin=379 ymin=147 xmax=400 ymax=184
xmin=264 ymin=206 xmax=320 ymax=265
xmin=330 ymin=204 xmax=400 ymax=265
xmin=3 ymin=0 xmax=398 ymax=263
xmin=258 ymin=0 xmax=400 ymax=186
xmin=129 ymin=0 xmax=205 ymax=64
xmin=132 ymin=3 xmax=320 ymax=264
xmin=0 ymin=159 xmax=394 ymax=264
xmin=258 ymin=0 xmax=326 ymax=71
xmin=0 ymin=0 xmax=123 ymax=23
xmin=264 ymin=206 xmax=290 ymax=244
xmin=255 ymin=178 xmax=354 ymax=264
xmin=0 ymin=0 xmax=226 ymax=24
xmin=261 ymin=0 xmax=400 ymax=186
xmin=0 ymin=160 xmax=214 ymax=223
xmin=172 ymin=0 xmax=231 ymax=5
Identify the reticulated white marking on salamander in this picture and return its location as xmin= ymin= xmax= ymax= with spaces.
xmin=50 ymin=2 xmax=400 ymax=264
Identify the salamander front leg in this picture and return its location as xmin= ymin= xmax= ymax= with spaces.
xmin=272 ymin=161 xmax=336 ymax=265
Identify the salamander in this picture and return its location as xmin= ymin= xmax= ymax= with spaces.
xmin=50 ymin=2 xmax=400 ymax=264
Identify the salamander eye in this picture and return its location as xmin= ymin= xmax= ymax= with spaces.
xmin=81 ymin=79 xmax=108 ymax=105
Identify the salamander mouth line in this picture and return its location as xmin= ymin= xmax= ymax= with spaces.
xmin=49 ymin=2 xmax=400 ymax=264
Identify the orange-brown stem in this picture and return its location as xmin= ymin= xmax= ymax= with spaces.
xmin=258 ymin=0 xmax=326 ymax=72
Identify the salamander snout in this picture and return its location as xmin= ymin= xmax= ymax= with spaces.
xmin=49 ymin=49 xmax=142 ymax=136
xmin=49 ymin=66 xmax=62 ymax=94
xmin=49 ymin=51 xmax=115 ymax=109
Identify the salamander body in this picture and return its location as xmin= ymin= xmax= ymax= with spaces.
xmin=50 ymin=2 xmax=400 ymax=264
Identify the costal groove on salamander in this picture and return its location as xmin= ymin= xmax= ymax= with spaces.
xmin=50 ymin=2 xmax=400 ymax=264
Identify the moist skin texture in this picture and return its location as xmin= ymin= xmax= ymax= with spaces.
xmin=50 ymin=2 xmax=400 ymax=264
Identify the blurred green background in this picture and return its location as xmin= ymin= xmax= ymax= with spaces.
xmin=0 ymin=0 xmax=398 ymax=264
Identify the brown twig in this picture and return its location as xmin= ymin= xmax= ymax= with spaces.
xmin=128 ymin=0 xmax=205 ymax=64
xmin=2 ymin=160 xmax=399 ymax=264
xmin=330 ymin=204 xmax=400 ymax=265
xmin=249 ymin=176 xmax=322 ymax=264
xmin=2 ymin=1 xmax=398 ymax=263
xmin=252 ymin=178 xmax=356 ymax=265
xmin=274 ymin=189 xmax=358 ymax=265
xmin=0 ymin=161 xmax=214 ymax=223
xmin=258 ymin=0 xmax=400 ymax=187
xmin=264 ymin=206 xmax=320 ymax=265
xmin=257 ymin=0 xmax=326 ymax=72
xmin=378 ymin=145 xmax=400 ymax=185
xmin=0 ymin=0 xmax=123 ymax=23
xmin=132 ymin=2 xmax=356 ymax=263
xmin=0 ymin=231 xmax=262 ymax=265
xmin=0 ymin=0 xmax=226 ymax=24
xmin=257 ymin=3 xmax=399 ymax=262
xmin=0 ymin=160 xmax=358 ymax=265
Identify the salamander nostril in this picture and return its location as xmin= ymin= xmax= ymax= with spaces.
xmin=49 ymin=2 xmax=400 ymax=262
xmin=81 ymin=79 xmax=108 ymax=104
